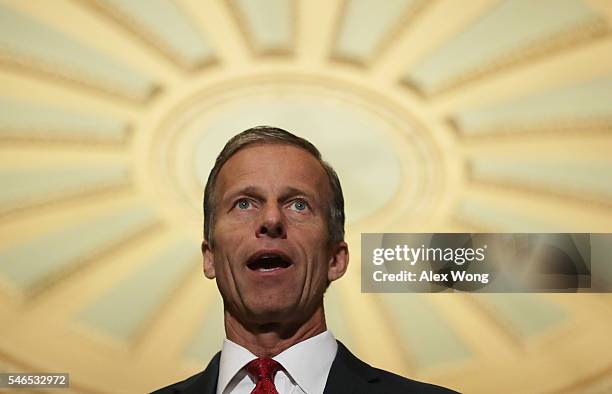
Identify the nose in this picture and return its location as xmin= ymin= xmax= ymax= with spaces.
xmin=256 ymin=203 xmax=286 ymax=239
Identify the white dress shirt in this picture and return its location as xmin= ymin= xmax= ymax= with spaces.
xmin=216 ymin=331 xmax=338 ymax=394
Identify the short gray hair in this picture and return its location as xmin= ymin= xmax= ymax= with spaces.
xmin=203 ymin=126 xmax=345 ymax=245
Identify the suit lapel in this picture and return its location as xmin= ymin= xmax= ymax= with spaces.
xmin=182 ymin=351 xmax=220 ymax=394
xmin=323 ymin=341 xmax=379 ymax=394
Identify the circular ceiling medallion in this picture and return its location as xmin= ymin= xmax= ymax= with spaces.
xmin=148 ymin=73 xmax=444 ymax=230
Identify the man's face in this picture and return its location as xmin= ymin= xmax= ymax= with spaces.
xmin=202 ymin=144 xmax=348 ymax=326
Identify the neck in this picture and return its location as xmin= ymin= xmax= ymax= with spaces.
xmin=224 ymin=304 xmax=327 ymax=357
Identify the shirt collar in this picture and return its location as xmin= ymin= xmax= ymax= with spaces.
xmin=216 ymin=331 xmax=338 ymax=394
xmin=217 ymin=338 xmax=257 ymax=394
xmin=273 ymin=330 xmax=337 ymax=394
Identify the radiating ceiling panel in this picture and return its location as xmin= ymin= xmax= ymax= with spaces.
xmin=0 ymin=1 xmax=611 ymax=391
xmin=0 ymin=97 xmax=129 ymax=142
xmin=453 ymin=76 xmax=612 ymax=135
xmin=476 ymin=294 xmax=566 ymax=338
xmin=380 ymin=294 xmax=470 ymax=368
xmin=404 ymin=0 xmax=605 ymax=94
xmin=324 ymin=290 xmax=357 ymax=351
xmin=469 ymin=159 xmax=612 ymax=200
xmin=77 ymin=239 xmax=197 ymax=341
xmin=184 ymin=299 xmax=224 ymax=362
xmin=334 ymin=0 xmax=417 ymax=63
xmin=88 ymin=0 xmax=214 ymax=69
xmin=231 ymin=0 xmax=293 ymax=53
xmin=0 ymin=165 xmax=129 ymax=213
xmin=0 ymin=4 xmax=158 ymax=100
xmin=0 ymin=205 xmax=158 ymax=293
xmin=455 ymin=198 xmax=565 ymax=231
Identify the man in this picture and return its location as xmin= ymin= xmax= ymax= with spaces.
xmin=154 ymin=126 xmax=456 ymax=393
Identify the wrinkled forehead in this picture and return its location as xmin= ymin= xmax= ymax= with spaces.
xmin=215 ymin=143 xmax=331 ymax=202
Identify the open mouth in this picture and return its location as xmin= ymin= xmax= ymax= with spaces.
xmin=247 ymin=251 xmax=292 ymax=272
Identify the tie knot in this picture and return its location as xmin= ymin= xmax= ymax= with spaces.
xmin=245 ymin=357 xmax=282 ymax=382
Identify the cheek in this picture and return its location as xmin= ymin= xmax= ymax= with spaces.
xmin=285 ymin=211 xmax=313 ymax=224
xmin=215 ymin=218 xmax=247 ymax=247
xmin=223 ymin=207 xmax=261 ymax=226
xmin=289 ymin=215 xmax=328 ymax=235
xmin=211 ymin=245 xmax=239 ymax=284
xmin=301 ymin=235 xmax=333 ymax=275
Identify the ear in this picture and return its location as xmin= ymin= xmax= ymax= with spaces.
xmin=202 ymin=240 xmax=216 ymax=279
xmin=328 ymin=241 xmax=349 ymax=282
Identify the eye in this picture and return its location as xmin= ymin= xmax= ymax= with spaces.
xmin=289 ymin=199 xmax=309 ymax=212
xmin=235 ymin=199 xmax=252 ymax=210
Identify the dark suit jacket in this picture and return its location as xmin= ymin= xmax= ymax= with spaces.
xmin=152 ymin=341 xmax=458 ymax=393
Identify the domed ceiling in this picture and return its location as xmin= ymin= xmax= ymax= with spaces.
xmin=0 ymin=0 xmax=611 ymax=392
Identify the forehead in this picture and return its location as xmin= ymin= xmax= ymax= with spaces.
xmin=216 ymin=143 xmax=330 ymax=198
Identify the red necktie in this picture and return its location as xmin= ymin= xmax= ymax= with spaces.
xmin=245 ymin=357 xmax=283 ymax=394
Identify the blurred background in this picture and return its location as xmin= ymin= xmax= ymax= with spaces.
xmin=0 ymin=0 xmax=611 ymax=392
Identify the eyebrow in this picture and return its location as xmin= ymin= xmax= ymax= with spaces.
xmin=278 ymin=186 xmax=316 ymax=202
xmin=223 ymin=186 xmax=264 ymax=203
xmin=223 ymin=185 xmax=317 ymax=204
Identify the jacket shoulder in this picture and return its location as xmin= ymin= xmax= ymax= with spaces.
xmin=150 ymin=352 xmax=220 ymax=394
xmin=151 ymin=371 xmax=206 ymax=394
xmin=371 ymin=367 xmax=459 ymax=393
xmin=329 ymin=341 xmax=459 ymax=394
